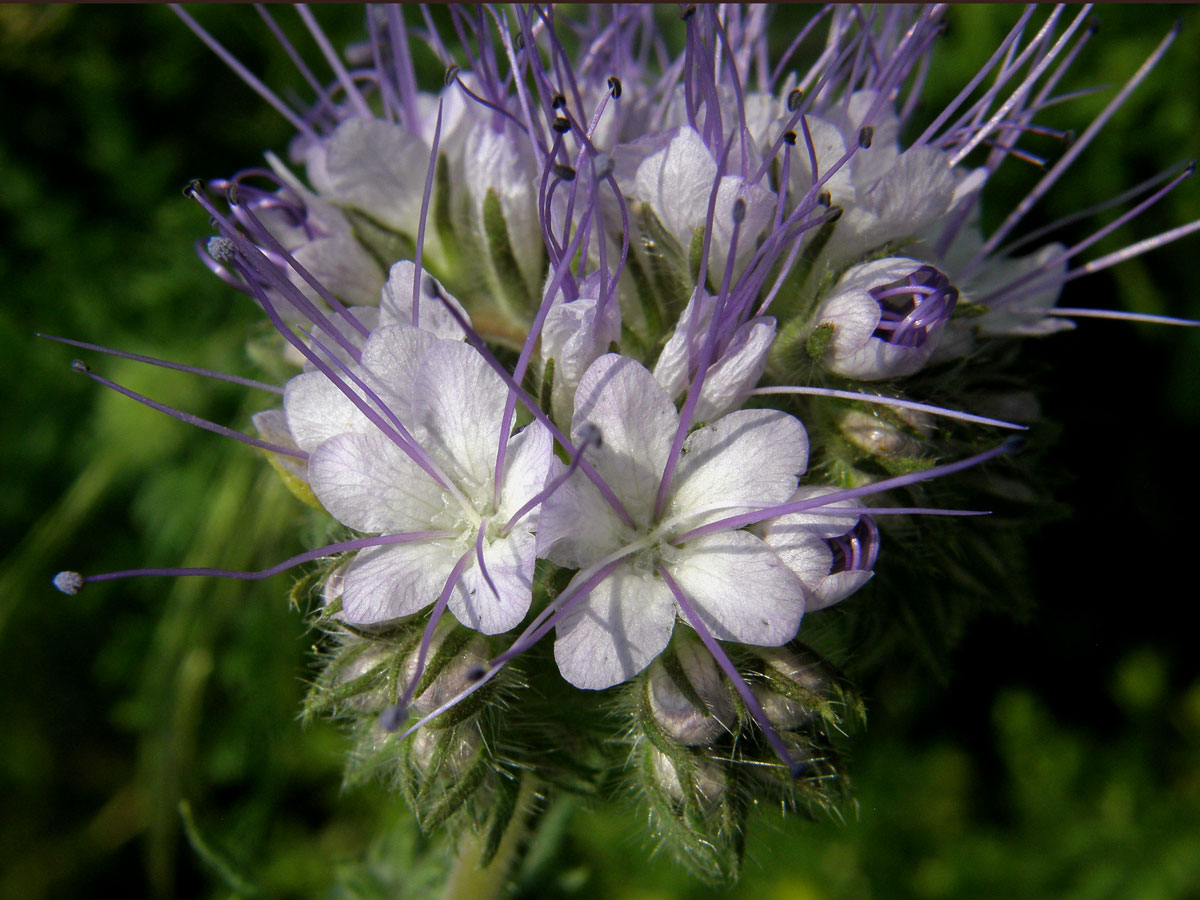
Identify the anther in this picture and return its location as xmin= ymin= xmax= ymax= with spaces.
xmin=592 ymin=152 xmax=614 ymax=180
xmin=789 ymin=759 xmax=807 ymax=780
xmin=783 ymin=130 xmax=797 ymax=146
xmin=818 ymin=190 xmax=832 ymax=207
xmin=182 ymin=179 xmax=203 ymax=199
xmin=444 ymin=64 xmax=460 ymax=87
xmin=577 ymin=422 xmax=602 ymax=449
xmin=1087 ymin=15 xmax=1100 ymax=35
xmin=225 ymin=184 xmax=242 ymax=206
xmin=423 ymin=275 xmax=440 ymax=298
xmin=379 ymin=702 xmax=408 ymax=732
xmin=514 ymin=32 xmax=525 ymax=52
xmin=1061 ymin=129 xmax=1077 ymax=150
xmin=70 ymin=359 xmax=90 ymax=375
xmin=551 ymin=93 xmax=567 ymax=109
xmin=1185 ymin=160 xmax=1197 ymax=177
xmin=732 ymin=197 xmax=746 ymax=225
xmin=465 ymin=664 xmax=486 ymax=682
xmin=607 ymin=75 xmax=622 ymax=99
xmin=206 ymin=236 xmax=237 ymax=263
xmin=552 ymin=116 xmax=571 ymax=134
xmin=53 ymin=571 xmax=84 ymax=595
xmin=552 ymin=163 xmax=576 ymax=181
xmin=681 ymin=4 xmax=697 ymax=22
xmin=1002 ymin=435 xmax=1026 ymax=454
xmin=825 ymin=205 xmax=844 ymax=222
xmin=858 ymin=126 xmax=874 ymax=149
xmin=786 ymin=88 xmax=803 ymax=112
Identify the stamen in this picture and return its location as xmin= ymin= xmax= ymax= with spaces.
xmin=70 ymin=358 xmax=306 ymax=459
xmin=749 ymin=387 xmax=1026 ymax=430
xmin=54 ymin=531 xmax=456 ymax=594
xmin=677 ymin=439 xmax=1018 ymax=543
xmin=500 ymin=423 xmax=603 ymax=535
xmin=607 ymin=75 xmax=622 ymax=98
xmin=38 ymin=334 xmax=282 ymax=395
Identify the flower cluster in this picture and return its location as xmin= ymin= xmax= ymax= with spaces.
xmin=52 ymin=4 xmax=1196 ymax=883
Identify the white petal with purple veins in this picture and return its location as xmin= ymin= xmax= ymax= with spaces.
xmin=341 ymin=539 xmax=464 ymax=625
xmin=308 ymin=430 xmax=451 ymax=535
xmin=667 ymin=530 xmax=805 ymax=645
xmin=554 ymin=564 xmax=677 ymax=689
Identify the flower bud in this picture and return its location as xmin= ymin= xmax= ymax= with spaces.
xmin=649 ymin=747 xmax=728 ymax=806
xmin=814 ymin=258 xmax=958 ymax=380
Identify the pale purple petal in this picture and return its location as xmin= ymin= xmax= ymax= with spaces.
xmin=554 ymin=564 xmax=677 ymax=689
xmin=450 ymin=528 xmax=536 ymax=635
xmin=341 ymin=539 xmax=463 ymax=625
xmin=572 ymin=354 xmax=677 ymax=526
xmin=667 ymin=530 xmax=805 ymax=645
xmin=379 ymin=261 xmax=472 ymax=339
xmin=411 ymin=340 xmax=509 ymax=494
xmin=665 ymin=409 xmax=808 ymax=532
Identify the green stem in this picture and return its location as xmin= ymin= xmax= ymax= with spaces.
xmin=440 ymin=776 xmax=538 ymax=900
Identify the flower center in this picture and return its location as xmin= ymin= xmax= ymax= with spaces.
xmin=870 ymin=265 xmax=958 ymax=348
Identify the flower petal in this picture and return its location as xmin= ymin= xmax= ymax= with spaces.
xmin=554 ymin=564 xmax=677 ymax=689
xmin=411 ymin=340 xmax=509 ymax=495
xmin=308 ymin=430 xmax=451 ymax=534
xmin=450 ymin=528 xmax=536 ymax=635
xmin=284 ymin=369 xmax=374 ymax=453
xmin=572 ymin=354 xmax=677 ymax=526
xmin=341 ymin=539 xmax=463 ymax=625
xmin=379 ymin=261 xmax=472 ymax=340
xmin=668 ymin=530 xmax=805 ymax=645
xmin=666 ymin=408 xmax=808 ymax=533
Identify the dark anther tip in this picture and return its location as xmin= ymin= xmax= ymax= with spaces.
xmin=422 ymin=275 xmax=440 ymax=298
xmin=789 ymin=760 xmax=808 ymax=780
xmin=466 ymin=665 xmax=487 ymax=682
xmin=607 ymin=75 xmax=622 ymax=99
xmin=551 ymin=92 xmax=567 ymax=109
xmin=731 ymin=197 xmax=747 ymax=224
xmin=783 ymin=130 xmax=797 ymax=146
xmin=1172 ymin=17 xmax=1183 ymax=36
xmin=182 ymin=178 xmax=203 ymax=199
xmin=514 ymin=32 xmax=525 ymax=52
xmin=857 ymin=125 xmax=874 ymax=149
xmin=578 ymin=422 xmax=603 ymax=449
xmin=552 ymin=116 xmax=571 ymax=134
xmin=1185 ymin=160 xmax=1197 ymax=177
xmin=70 ymin=359 xmax=90 ymax=375
xmin=444 ymin=64 xmax=461 ymax=87
xmin=225 ymin=184 xmax=242 ymax=206
xmin=825 ymin=205 xmax=843 ymax=222
xmin=787 ymin=88 xmax=804 ymax=112
xmin=681 ymin=4 xmax=697 ymax=22
xmin=552 ymin=163 xmax=576 ymax=181
xmin=53 ymin=571 xmax=84 ymax=596
xmin=1060 ymin=129 xmax=1077 ymax=150
xmin=818 ymin=190 xmax=832 ymax=207
xmin=1087 ymin=15 xmax=1100 ymax=35
xmin=379 ymin=703 xmax=408 ymax=732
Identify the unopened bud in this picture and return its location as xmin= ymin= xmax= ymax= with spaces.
xmin=650 ymin=747 xmax=727 ymax=805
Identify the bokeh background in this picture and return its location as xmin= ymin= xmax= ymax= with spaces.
xmin=2 ymin=5 xmax=1198 ymax=899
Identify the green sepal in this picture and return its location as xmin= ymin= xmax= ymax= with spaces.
xmin=483 ymin=187 xmax=537 ymax=320
xmin=805 ymin=321 xmax=836 ymax=360
xmin=345 ymin=207 xmax=418 ymax=275
xmin=479 ymin=769 xmax=524 ymax=867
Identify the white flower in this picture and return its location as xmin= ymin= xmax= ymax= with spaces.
xmin=291 ymin=325 xmax=555 ymax=633
xmin=539 ymin=272 xmax=623 ymax=426
xmin=539 ymin=354 xmax=809 ymax=689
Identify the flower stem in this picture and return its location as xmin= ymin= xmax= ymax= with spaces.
xmin=440 ymin=775 xmax=539 ymax=900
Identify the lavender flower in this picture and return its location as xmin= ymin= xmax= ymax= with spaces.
xmin=46 ymin=4 xmax=1197 ymax=888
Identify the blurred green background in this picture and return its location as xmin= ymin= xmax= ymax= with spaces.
xmin=1 ymin=5 xmax=1198 ymax=899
